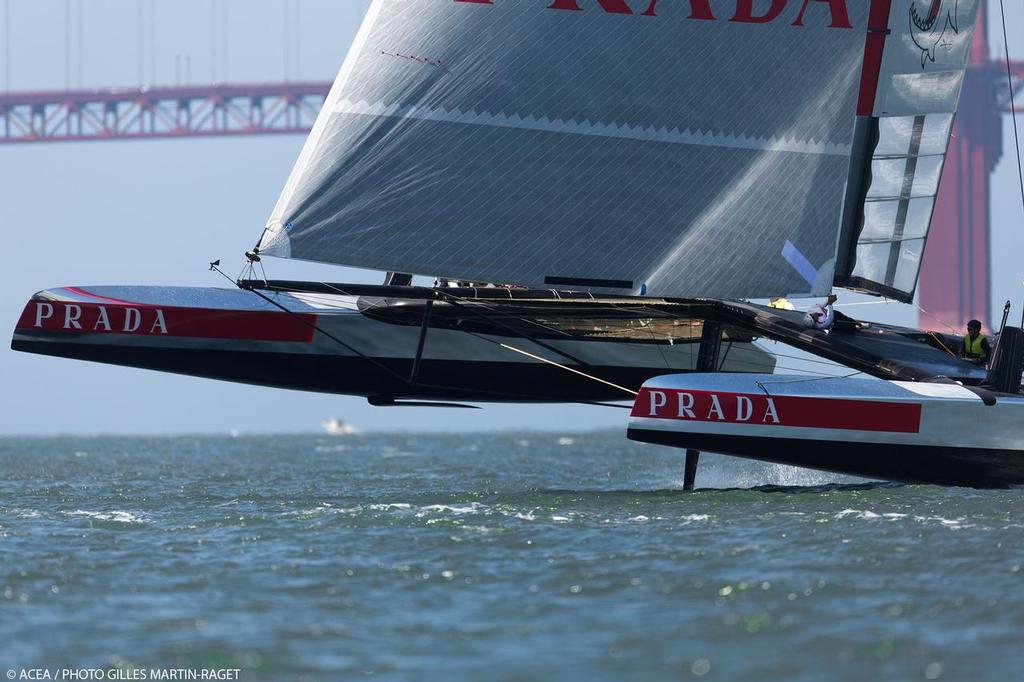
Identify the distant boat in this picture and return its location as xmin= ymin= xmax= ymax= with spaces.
xmin=321 ymin=419 xmax=357 ymax=436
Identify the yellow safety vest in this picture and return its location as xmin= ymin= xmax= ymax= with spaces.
xmin=768 ymin=298 xmax=794 ymax=310
xmin=964 ymin=334 xmax=987 ymax=359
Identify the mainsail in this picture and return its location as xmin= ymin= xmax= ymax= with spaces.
xmin=258 ymin=0 xmax=873 ymax=299
xmin=835 ymin=0 xmax=980 ymax=302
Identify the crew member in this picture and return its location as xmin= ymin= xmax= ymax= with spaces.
xmin=768 ymin=297 xmax=795 ymax=310
xmin=803 ymin=294 xmax=838 ymax=331
xmin=961 ymin=319 xmax=991 ymax=365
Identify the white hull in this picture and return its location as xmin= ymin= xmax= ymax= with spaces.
xmin=628 ymin=374 xmax=1024 ymax=487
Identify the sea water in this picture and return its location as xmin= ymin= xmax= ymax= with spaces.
xmin=1 ymin=432 xmax=1022 ymax=680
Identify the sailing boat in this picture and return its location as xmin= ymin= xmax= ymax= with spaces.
xmin=12 ymin=0 xmax=1020 ymax=485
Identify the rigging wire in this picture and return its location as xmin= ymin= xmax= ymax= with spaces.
xmin=148 ymin=0 xmax=155 ymax=86
xmin=833 ymin=299 xmax=899 ymax=307
xmin=283 ymin=0 xmax=291 ymax=82
xmin=218 ymin=268 xmax=643 ymax=403
xmin=648 ymin=320 xmax=675 ymax=371
xmin=741 ymin=345 xmax=845 ymax=367
xmin=64 ymin=0 xmax=70 ymax=90
xmin=136 ymin=1 xmax=143 ymax=84
xmin=76 ymin=0 xmax=83 ymax=88
xmin=589 ymin=298 xmax=678 ymax=370
xmin=413 ymin=290 xmax=598 ymax=370
xmin=927 ymin=331 xmax=958 ymax=357
xmin=755 ymin=370 xmax=865 ymax=389
xmin=294 ymin=0 xmax=301 ymax=79
xmin=717 ymin=339 xmax=734 ymax=370
xmin=493 ymin=343 xmax=638 ymax=397
xmin=243 ymin=278 xmax=878 ymax=381
xmin=259 ymin=279 xmax=698 ymax=353
xmin=268 ymin=278 xmax=629 ymax=373
xmin=210 ymin=264 xmax=413 ymax=386
xmin=732 ymin=342 xmax=870 ymax=369
xmin=236 ymin=273 xmax=879 ymax=389
xmin=221 ymin=0 xmax=229 ymax=83
xmin=998 ymin=0 xmax=1024 ymax=232
xmin=210 ymin=0 xmax=218 ymax=83
xmin=238 ymin=281 xmax=713 ymax=385
xmin=723 ymin=356 xmax=865 ymax=377
xmin=3 ymin=0 xmax=9 ymax=93
xmin=913 ymin=301 xmax=961 ymax=334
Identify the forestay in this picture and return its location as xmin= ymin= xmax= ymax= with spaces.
xmin=258 ymin=0 xmax=870 ymax=299
xmin=835 ymin=0 xmax=980 ymax=302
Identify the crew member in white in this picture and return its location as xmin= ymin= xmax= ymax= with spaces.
xmin=803 ymin=293 xmax=837 ymax=331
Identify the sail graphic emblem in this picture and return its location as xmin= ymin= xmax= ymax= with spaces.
xmin=909 ymin=0 xmax=959 ymax=68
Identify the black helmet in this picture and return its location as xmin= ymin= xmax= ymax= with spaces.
xmin=967 ymin=319 xmax=982 ymax=331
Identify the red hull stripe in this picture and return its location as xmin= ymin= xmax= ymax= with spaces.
xmin=16 ymin=300 xmax=316 ymax=343
xmin=632 ymin=388 xmax=922 ymax=434
xmin=856 ymin=0 xmax=892 ymax=117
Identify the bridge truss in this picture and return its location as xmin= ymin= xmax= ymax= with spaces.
xmin=0 ymin=82 xmax=330 ymax=144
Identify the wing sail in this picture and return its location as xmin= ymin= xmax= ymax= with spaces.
xmin=258 ymin=0 xmax=872 ymax=299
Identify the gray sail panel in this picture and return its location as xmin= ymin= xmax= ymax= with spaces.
xmin=260 ymin=0 xmax=871 ymax=299
xmin=836 ymin=0 xmax=980 ymax=302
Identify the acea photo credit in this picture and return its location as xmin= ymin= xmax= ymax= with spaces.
xmin=6 ymin=669 xmax=241 ymax=680
xmin=3 ymin=0 xmax=1024 ymax=680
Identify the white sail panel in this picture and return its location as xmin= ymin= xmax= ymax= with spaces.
xmin=259 ymin=0 xmax=872 ymax=298
xmin=838 ymin=0 xmax=980 ymax=301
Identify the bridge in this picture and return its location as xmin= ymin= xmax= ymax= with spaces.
xmin=1 ymin=0 xmax=1021 ymax=331
xmin=0 ymin=81 xmax=330 ymax=142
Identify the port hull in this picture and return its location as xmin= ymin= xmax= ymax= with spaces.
xmin=12 ymin=285 xmax=775 ymax=403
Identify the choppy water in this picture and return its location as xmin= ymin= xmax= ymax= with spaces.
xmin=1 ymin=432 xmax=1022 ymax=681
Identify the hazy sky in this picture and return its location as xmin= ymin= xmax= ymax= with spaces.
xmin=0 ymin=0 xmax=629 ymax=435
xmin=1 ymin=0 xmax=1023 ymax=435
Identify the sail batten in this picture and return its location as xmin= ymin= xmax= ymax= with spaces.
xmin=261 ymin=0 xmax=875 ymax=298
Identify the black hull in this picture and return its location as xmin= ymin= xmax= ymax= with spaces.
xmin=12 ymin=284 xmax=779 ymax=405
xmin=628 ymin=428 xmax=1024 ymax=488
xmin=13 ymin=338 xmax=663 ymax=403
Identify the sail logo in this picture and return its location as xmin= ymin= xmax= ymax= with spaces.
xmin=909 ymin=0 xmax=959 ymax=67
xmin=631 ymin=388 xmax=923 ymax=433
xmin=17 ymin=298 xmax=319 ymax=343
xmin=455 ymin=0 xmax=854 ymax=28
xmin=29 ymin=302 xmax=169 ymax=334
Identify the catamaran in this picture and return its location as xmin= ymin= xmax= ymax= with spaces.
xmin=13 ymin=0 xmax=1024 ymax=487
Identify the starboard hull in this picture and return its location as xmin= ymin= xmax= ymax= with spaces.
xmin=628 ymin=374 xmax=1024 ymax=488
xmin=12 ymin=285 xmax=776 ymax=404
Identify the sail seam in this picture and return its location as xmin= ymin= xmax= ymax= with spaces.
xmin=332 ymin=100 xmax=852 ymax=157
